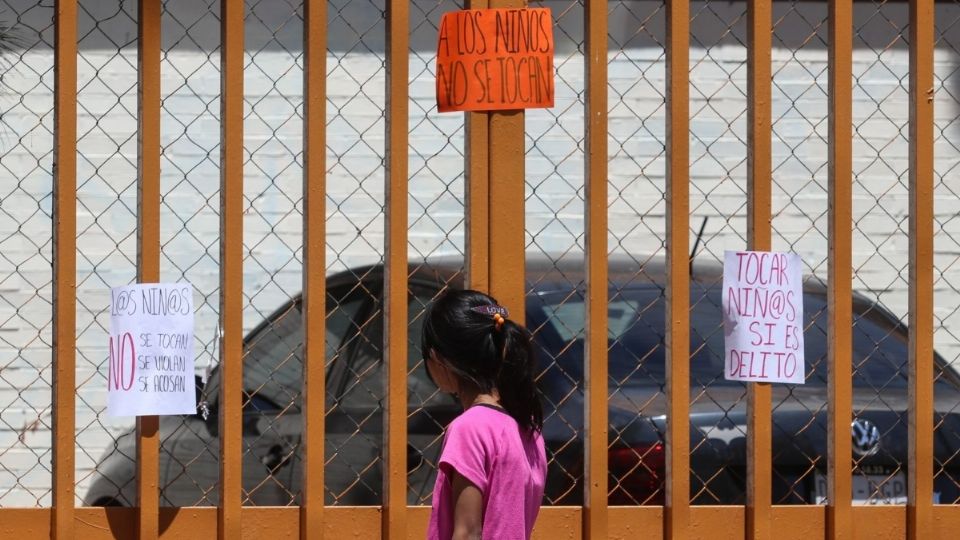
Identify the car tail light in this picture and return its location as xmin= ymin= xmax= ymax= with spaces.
xmin=608 ymin=442 xmax=665 ymax=505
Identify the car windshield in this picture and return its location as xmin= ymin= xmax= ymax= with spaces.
xmin=528 ymin=285 xmax=935 ymax=389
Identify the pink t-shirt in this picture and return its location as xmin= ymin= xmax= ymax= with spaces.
xmin=427 ymin=404 xmax=547 ymax=540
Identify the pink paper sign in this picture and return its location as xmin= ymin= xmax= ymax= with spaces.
xmin=722 ymin=251 xmax=805 ymax=384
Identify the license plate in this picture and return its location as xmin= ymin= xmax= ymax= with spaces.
xmin=813 ymin=472 xmax=907 ymax=505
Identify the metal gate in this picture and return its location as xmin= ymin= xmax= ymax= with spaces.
xmin=1 ymin=0 xmax=959 ymax=538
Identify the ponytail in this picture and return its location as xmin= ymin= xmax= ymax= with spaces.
xmin=493 ymin=320 xmax=543 ymax=433
xmin=421 ymin=289 xmax=544 ymax=433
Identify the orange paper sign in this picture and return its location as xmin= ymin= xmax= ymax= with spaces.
xmin=435 ymin=8 xmax=554 ymax=113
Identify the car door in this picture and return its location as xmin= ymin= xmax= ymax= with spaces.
xmin=276 ymin=285 xmax=375 ymax=505
xmin=163 ymin=288 xmax=368 ymax=506
xmin=304 ymin=281 xmax=459 ymax=505
xmin=237 ymin=300 xmax=309 ymax=505
xmin=158 ymin=298 xmax=307 ymax=506
xmin=177 ymin=299 xmax=312 ymax=506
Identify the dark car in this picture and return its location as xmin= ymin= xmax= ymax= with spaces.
xmin=83 ymin=256 xmax=960 ymax=507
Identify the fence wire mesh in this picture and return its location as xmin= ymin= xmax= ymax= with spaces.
xmin=846 ymin=0 xmax=912 ymax=505
xmin=72 ymin=0 xmax=140 ymax=507
xmin=684 ymin=0 xmax=753 ymax=505
xmin=934 ymin=0 xmax=960 ymax=505
xmin=523 ymin=0 xmax=589 ymax=506
xmin=404 ymin=0 xmax=466 ymax=507
xmin=153 ymin=0 xmax=223 ymax=508
xmin=769 ymin=1 xmax=829 ymax=505
xmin=605 ymin=0 xmax=668 ymax=506
xmin=0 ymin=0 xmax=53 ymax=508
xmin=0 ymin=0 xmax=959 ymax=511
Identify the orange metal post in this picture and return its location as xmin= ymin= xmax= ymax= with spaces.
xmin=136 ymin=0 xmax=162 ymax=538
xmin=219 ymin=0 xmax=244 ymax=538
xmin=665 ymin=1 xmax=690 ymax=538
xmin=384 ymin=0 xmax=409 ymax=538
xmin=584 ymin=0 xmax=608 ymax=538
xmin=908 ymin=1 xmax=934 ymax=539
xmin=486 ymin=0 xmax=526 ymax=319
xmin=52 ymin=1 xmax=77 ymax=538
xmin=466 ymin=117 xmax=490 ymax=292
xmin=746 ymin=1 xmax=772 ymax=539
xmin=301 ymin=0 xmax=326 ymax=538
xmin=465 ymin=0 xmax=489 ymax=292
xmin=826 ymin=1 xmax=853 ymax=538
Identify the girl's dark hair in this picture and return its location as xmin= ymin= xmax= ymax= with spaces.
xmin=421 ymin=289 xmax=543 ymax=433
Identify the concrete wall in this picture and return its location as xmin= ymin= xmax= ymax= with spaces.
xmin=1 ymin=0 xmax=959 ymax=506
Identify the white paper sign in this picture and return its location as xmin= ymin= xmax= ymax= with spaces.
xmin=108 ymin=283 xmax=196 ymax=416
xmin=722 ymin=251 xmax=805 ymax=384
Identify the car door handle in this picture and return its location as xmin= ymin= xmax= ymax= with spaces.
xmin=261 ymin=444 xmax=291 ymax=473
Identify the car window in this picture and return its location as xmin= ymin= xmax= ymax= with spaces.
xmin=530 ymin=286 xmax=925 ymax=389
xmin=242 ymin=302 xmax=303 ymax=410
xmin=542 ymin=297 xmax=645 ymax=343
xmin=805 ymin=295 xmax=911 ymax=388
xmin=335 ymin=285 xmax=451 ymax=410
xmin=237 ymin=289 xmax=366 ymax=412
xmin=335 ymin=301 xmax=383 ymax=409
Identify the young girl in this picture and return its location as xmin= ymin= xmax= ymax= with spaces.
xmin=421 ymin=289 xmax=547 ymax=540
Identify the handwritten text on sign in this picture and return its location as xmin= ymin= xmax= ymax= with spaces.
xmin=436 ymin=8 xmax=554 ymax=112
xmin=108 ymin=283 xmax=196 ymax=417
xmin=722 ymin=251 xmax=805 ymax=384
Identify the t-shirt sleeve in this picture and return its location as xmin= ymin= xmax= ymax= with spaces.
xmin=438 ymin=419 xmax=490 ymax=493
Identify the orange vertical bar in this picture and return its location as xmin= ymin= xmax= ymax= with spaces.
xmin=584 ymin=0 xmax=608 ymax=538
xmin=465 ymin=112 xmax=489 ymax=292
xmin=486 ymin=0 xmax=525 ymax=319
xmin=219 ymin=0 xmax=244 ymax=538
xmin=384 ymin=0 xmax=408 ymax=538
xmin=52 ymin=1 xmax=77 ymax=538
xmin=826 ymin=1 xmax=853 ymax=538
xmin=665 ymin=1 xmax=690 ymax=539
xmin=908 ymin=1 xmax=934 ymax=539
xmin=301 ymin=0 xmax=326 ymax=538
xmin=136 ymin=0 xmax=162 ymax=538
xmin=465 ymin=0 xmax=489 ymax=292
xmin=746 ymin=1 xmax=772 ymax=539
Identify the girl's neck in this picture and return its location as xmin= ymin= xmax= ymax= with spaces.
xmin=458 ymin=387 xmax=501 ymax=410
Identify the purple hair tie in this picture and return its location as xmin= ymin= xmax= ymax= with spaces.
xmin=470 ymin=305 xmax=509 ymax=318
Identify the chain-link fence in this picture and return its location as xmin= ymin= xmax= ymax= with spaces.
xmin=1 ymin=0 xmax=959 ymax=512
xmin=0 ymin=0 xmax=53 ymax=509
xmin=934 ymin=0 xmax=960 ymax=505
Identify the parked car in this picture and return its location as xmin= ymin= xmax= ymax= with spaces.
xmin=84 ymin=256 xmax=960 ymax=507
